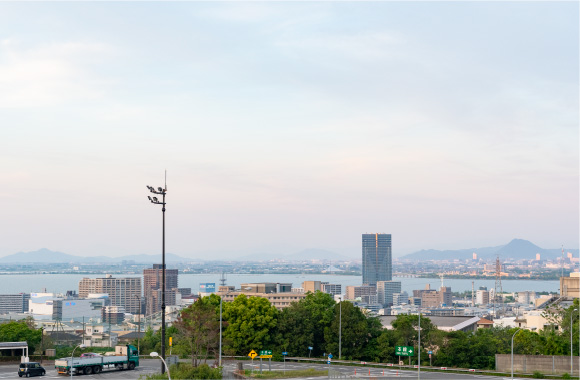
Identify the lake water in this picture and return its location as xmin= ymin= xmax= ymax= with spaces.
xmin=0 ymin=273 xmax=560 ymax=295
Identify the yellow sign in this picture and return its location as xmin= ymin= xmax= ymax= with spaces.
xmin=248 ymin=350 xmax=258 ymax=359
xmin=169 ymin=337 xmax=172 ymax=347
xmin=260 ymin=355 xmax=273 ymax=359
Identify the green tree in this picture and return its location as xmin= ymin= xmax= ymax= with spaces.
xmin=324 ymin=301 xmax=382 ymax=361
xmin=174 ymin=298 xmax=220 ymax=366
xmin=0 ymin=320 xmax=42 ymax=354
xmin=222 ymin=295 xmax=278 ymax=355
xmin=435 ymin=327 xmax=516 ymax=369
xmin=376 ymin=328 xmax=397 ymax=363
xmin=276 ymin=291 xmax=335 ymax=357
xmin=140 ymin=326 xmax=161 ymax=354
xmin=389 ymin=314 xmax=438 ymax=365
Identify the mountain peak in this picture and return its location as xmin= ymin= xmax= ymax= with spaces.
xmin=496 ymin=239 xmax=543 ymax=256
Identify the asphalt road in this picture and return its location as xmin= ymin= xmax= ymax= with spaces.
xmin=0 ymin=359 xmax=161 ymax=380
xmin=0 ymin=359 xmax=513 ymax=379
xmin=220 ymin=359 xmax=513 ymax=379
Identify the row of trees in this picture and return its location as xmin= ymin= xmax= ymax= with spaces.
xmin=135 ymin=294 xmax=580 ymax=370
xmin=3 ymin=294 xmax=578 ymax=371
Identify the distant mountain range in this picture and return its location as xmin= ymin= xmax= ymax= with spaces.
xmin=0 ymin=248 xmax=190 ymax=264
xmin=2 ymin=239 xmax=577 ymax=263
xmin=0 ymin=247 xmax=350 ymax=264
xmin=401 ymin=239 xmax=579 ymax=261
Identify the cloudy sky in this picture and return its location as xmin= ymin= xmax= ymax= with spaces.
xmin=0 ymin=1 xmax=578 ymax=259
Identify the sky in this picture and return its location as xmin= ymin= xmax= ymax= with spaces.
xmin=0 ymin=1 xmax=578 ymax=260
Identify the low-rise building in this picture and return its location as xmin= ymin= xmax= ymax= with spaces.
xmin=218 ymin=283 xmax=306 ymax=310
xmin=379 ymin=315 xmax=479 ymax=332
xmin=83 ymin=325 xmax=118 ymax=348
xmin=0 ymin=293 xmax=30 ymax=314
xmin=560 ymin=273 xmax=580 ymax=297
xmin=377 ymin=281 xmax=401 ymax=307
xmin=345 ymin=285 xmax=376 ymax=301
xmin=321 ymin=283 xmax=342 ymax=296
xmin=29 ymin=293 xmax=106 ymax=322
xmin=393 ymin=291 xmax=409 ymax=306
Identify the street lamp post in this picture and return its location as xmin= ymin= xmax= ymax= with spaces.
xmin=147 ymin=183 xmax=167 ymax=373
xmin=418 ymin=311 xmax=421 ymax=380
xmin=219 ymin=291 xmax=233 ymax=367
xmin=150 ymin=352 xmax=171 ymax=380
xmin=572 ymin=309 xmax=578 ymax=374
xmin=511 ymin=327 xmax=537 ymax=379
xmin=70 ymin=344 xmax=86 ymax=378
xmin=134 ymin=295 xmax=142 ymax=355
xmin=339 ymin=296 xmax=342 ymax=361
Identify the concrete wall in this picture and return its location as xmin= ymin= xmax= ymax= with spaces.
xmin=496 ymin=354 xmax=580 ymax=375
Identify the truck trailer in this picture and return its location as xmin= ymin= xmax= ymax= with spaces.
xmin=55 ymin=345 xmax=139 ymax=375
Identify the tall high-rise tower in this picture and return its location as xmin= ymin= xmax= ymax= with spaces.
xmin=144 ymin=264 xmax=179 ymax=315
xmin=362 ymin=233 xmax=392 ymax=286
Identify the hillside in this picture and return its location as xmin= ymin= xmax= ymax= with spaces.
xmin=401 ymin=239 xmax=577 ymax=261
xmin=0 ymin=248 xmax=190 ymax=263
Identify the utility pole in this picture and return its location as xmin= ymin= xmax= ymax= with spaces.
xmin=134 ymin=295 xmax=142 ymax=354
xmin=339 ymin=297 xmax=342 ymax=360
xmin=418 ymin=311 xmax=421 ymax=380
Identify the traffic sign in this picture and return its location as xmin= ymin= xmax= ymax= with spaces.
xmin=282 ymin=352 xmax=288 ymax=356
xmin=395 ymin=346 xmax=414 ymax=356
xmin=327 ymin=360 xmax=331 ymax=364
xmin=259 ymin=350 xmax=273 ymax=358
xmin=308 ymin=346 xmax=313 ymax=350
xmin=248 ymin=350 xmax=258 ymax=359
xmin=428 ymin=351 xmax=433 ymax=354
xmin=328 ymin=353 xmax=333 ymax=359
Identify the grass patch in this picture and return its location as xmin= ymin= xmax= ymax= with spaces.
xmin=244 ymin=368 xmax=327 ymax=378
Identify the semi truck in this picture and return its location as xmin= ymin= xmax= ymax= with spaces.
xmin=55 ymin=345 xmax=139 ymax=375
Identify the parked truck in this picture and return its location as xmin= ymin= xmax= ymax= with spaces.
xmin=55 ymin=345 xmax=139 ymax=375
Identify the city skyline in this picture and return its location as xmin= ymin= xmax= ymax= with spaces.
xmin=0 ymin=2 xmax=577 ymax=259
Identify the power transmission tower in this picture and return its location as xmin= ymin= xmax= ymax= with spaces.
xmin=219 ymin=272 xmax=227 ymax=287
xmin=494 ymin=256 xmax=503 ymax=317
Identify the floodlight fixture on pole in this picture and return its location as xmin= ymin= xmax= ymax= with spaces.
xmin=70 ymin=344 xmax=86 ymax=378
xmin=146 ymin=177 xmax=167 ymax=374
xmin=150 ymin=352 xmax=171 ymax=380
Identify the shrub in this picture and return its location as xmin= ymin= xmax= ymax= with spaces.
xmin=532 ymin=371 xmax=544 ymax=379
xmin=139 ymin=363 xmax=221 ymax=380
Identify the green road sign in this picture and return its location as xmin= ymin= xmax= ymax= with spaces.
xmin=395 ymin=346 xmax=414 ymax=356
xmin=259 ymin=350 xmax=273 ymax=358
